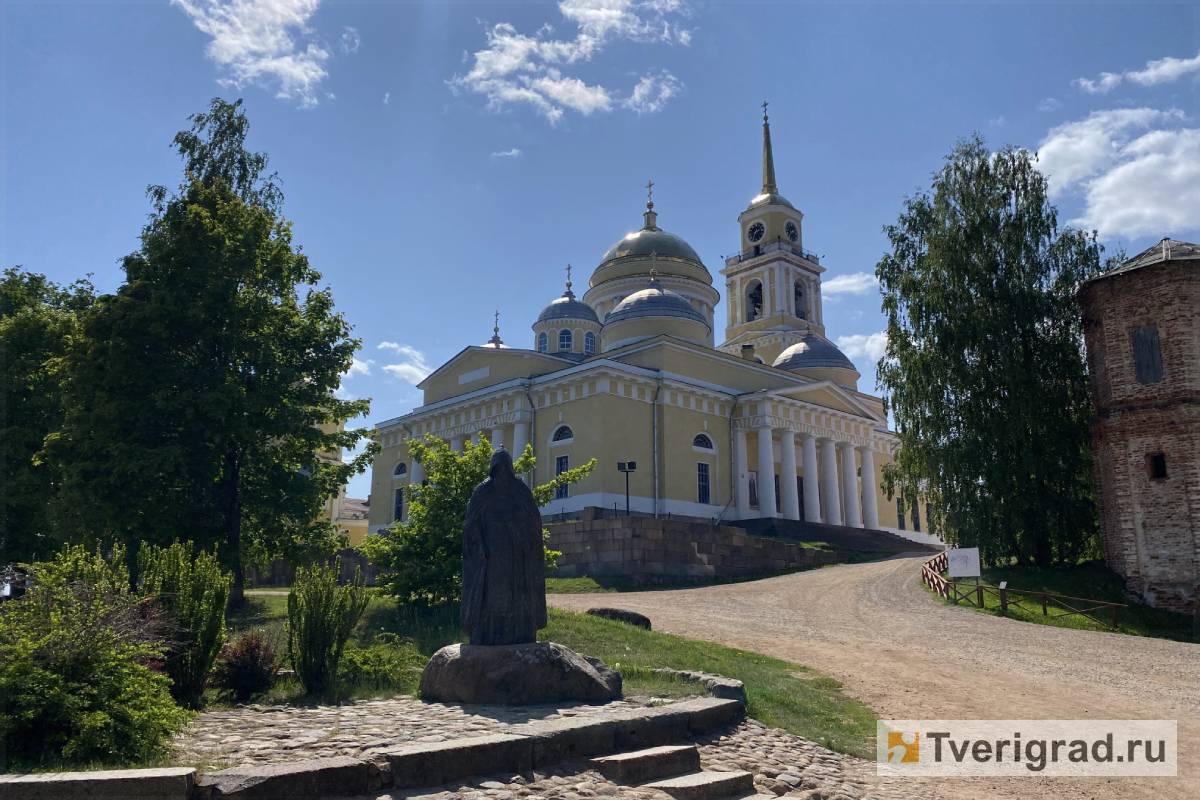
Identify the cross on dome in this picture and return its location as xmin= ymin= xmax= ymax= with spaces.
xmin=565 ymin=263 xmax=573 ymax=295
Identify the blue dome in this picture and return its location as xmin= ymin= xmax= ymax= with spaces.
xmin=537 ymin=292 xmax=599 ymax=324
xmin=606 ymin=280 xmax=708 ymax=326
xmin=773 ymin=334 xmax=858 ymax=372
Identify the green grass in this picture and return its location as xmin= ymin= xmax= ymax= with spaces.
xmin=932 ymin=560 xmax=1196 ymax=642
xmin=230 ymin=591 xmax=877 ymax=759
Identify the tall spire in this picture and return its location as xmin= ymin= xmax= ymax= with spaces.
xmin=761 ymin=101 xmax=778 ymax=194
xmin=642 ymin=178 xmax=658 ymax=230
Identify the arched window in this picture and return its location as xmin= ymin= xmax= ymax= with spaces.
xmin=552 ymin=425 xmax=574 ymax=442
xmin=393 ymin=462 xmax=407 ymax=477
xmin=558 ymin=329 xmax=573 ymax=351
xmin=745 ymin=281 xmax=763 ymax=322
xmin=793 ymin=280 xmax=806 ymax=319
xmin=537 ymin=331 xmax=548 ymax=353
xmin=692 ymin=433 xmax=714 ymax=450
xmin=393 ymin=487 xmax=404 ymax=522
xmin=584 ymin=331 xmax=597 ymax=355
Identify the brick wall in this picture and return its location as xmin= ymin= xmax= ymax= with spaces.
xmin=1080 ymin=258 xmax=1200 ymax=612
xmin=547 ymin=516 xmax=839 ymax=580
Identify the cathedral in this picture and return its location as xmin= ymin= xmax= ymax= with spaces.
xmin=368 ymin=112 xmax=909 ymax=535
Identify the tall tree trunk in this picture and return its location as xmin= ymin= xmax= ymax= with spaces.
xmin=223 ymin=449 xmax=245 ymax=608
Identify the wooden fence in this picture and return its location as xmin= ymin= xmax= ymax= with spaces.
xmin=920 ymin=550 xmax=1126 ymax=629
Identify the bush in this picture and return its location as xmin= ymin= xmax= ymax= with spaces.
xmin=287 ymin=558 xmax=368 ymax=698
xmin=213 ymin=629 xmax=280 ymax=704
xmin=338 ymin=633 xmax=425 ymax=695
xmin=0 ymin=545 xmax=191 ymax=769
xmin=138 ymin=541 xmax=231 ymax=708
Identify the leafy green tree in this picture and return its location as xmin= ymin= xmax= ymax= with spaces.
xmin=361 ymin=437 xmax=595 ymax=605
xmin=876 ymin=136 xmax=1105 ymax=567
xmin=0 ymin=269 xmax=94 ymax=563
xmin=44 ymin=99 xmax=376 ymax=603
xmin=138 ymin=541 xmax=231 ymax=708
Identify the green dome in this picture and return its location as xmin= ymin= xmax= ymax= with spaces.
xmin=600 ymin=227 xmax=702 ymax=264
xmin=590 ymin=205 xmax=713 ymax=288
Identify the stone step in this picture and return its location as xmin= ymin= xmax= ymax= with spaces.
xmin=642 ymin=770 xmax=756 ymax=800
xmin=590 ymin=744 xmax=700 ymax=784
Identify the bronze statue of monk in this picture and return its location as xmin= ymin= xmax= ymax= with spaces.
xmin=460 ymin=449 xmax=547 ymax=646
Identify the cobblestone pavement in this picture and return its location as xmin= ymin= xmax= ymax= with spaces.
xmin=551 ymin=555 xmax=1200 ymax=800
xmin=360 ymin=720 xmax=945 ymax=800
xmin=173 ymin=696 xmax=658 ymax=769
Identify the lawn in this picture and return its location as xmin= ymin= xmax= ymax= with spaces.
xmin=930 ymin=560 xmax=1196 ymax=642
xmin=234 ymin=590 xmax=878 ymax=759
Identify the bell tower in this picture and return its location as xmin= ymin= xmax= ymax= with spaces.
xmin=719 ymin=104 xmax=827 ymax=366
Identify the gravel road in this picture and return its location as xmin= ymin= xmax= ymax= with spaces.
xmin=550 ymin=555 xmax=1200 ymax=800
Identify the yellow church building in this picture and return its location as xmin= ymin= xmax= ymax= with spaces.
xmin=368 ymin=113 xmax=912 ymax=537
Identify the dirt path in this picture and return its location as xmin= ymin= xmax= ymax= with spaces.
xmin=550 ymin=556 xmax=1200 ymax=800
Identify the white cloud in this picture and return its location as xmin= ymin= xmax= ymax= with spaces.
xmin=340 ymin=26 xmax=360 ymax=54
xmin=1075 ymin=50 xmax=1200 ymax=94
xmin=172 ymin=0 xmax=332 ymax=108
xmin=1076 ymin=128 xmax=1200 ymax=238
xmin=382 ymin=91 xmax=390 ymax=105
xmin=836 ymin=332 xmax=888 ymax=364
xmin=450 ymin=0 xmax=691 ymax=124
xmin=624 ymin=70 xmax=682 ymax=113
xmin=1036 ymin=107 xmax=1200 ymax=238
xmin=1036 ymin=108 xmax=1184 ymax=197
xmin=1037 ymin=97 xmax=1061 ymax=113
xmin=822 ymin=272 xmax=878 ymax=296
xmin=344 ymin=356 xmax=371 ymax=378
xmin=378 ymin=342 xmax=432 ymax=384
xmin=491 ymin=147 xmax=523 ymax=158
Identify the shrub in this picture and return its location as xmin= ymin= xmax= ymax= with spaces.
xmin=213 ymin=629 xmax=280 ymax=704
xmin=0 ymin=545 xmax=191 ymax=769
xmin=138 ymin=541 xmax=231 ymax=708
xmin=338 ymin=633 xmax=425 ymax=696
xmin=287 ymin=558 xmax=368 ymax=698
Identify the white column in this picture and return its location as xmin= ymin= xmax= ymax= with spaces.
xmin=840 ymin=442 xmax=862 ymax=528
xmin=820 ymin=438 xmax=842 ymax=525
xmin=449 ymin=436 xmax=464 ymax=451
xmin=734 ymin=428 xmax=751 ymax=519
xmin=490 ymin=426 xmax=505 ymax=451
xmin=409 ymin=457 xmax=424 ymax=484
xmin=801 ymin=433 xmax=821 ymax=523
xmin=512 ymin=420 xmax=530 ymax=457
xmin=860 ymin=445 xmax=879 ymax=529
xmin=779 ymin=431 xmax=800 ymax=521
xmin=756 ymin=425 xmax=777 ymax=518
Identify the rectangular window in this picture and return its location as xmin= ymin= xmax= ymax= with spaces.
xmin=797 ymin=477 xmax=805 ymax=520
xmin=555 ymin=455 xmax=569 ymax=499
xmin=1131 ymin=325 xmax=1164 ymax=384
xmin=748 ymin=471 xmax=759 ymax=508
xmin=1148 ymin=452 xmax=1168 ymax=481
xmin=774 ymin=475 xmax=781 ymax=512
xmin=912 ymin=502 xmax=921 ymax=532
xmin=393 ymin=488 xmax=404 ymax=522
xmin=896 ymin=498 xmax=905 ymax=530
xmin=697 ymin=462 xmax=711 ymax=505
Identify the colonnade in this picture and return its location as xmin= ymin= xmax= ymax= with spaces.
xmin=446 ymin=419 xmax=531 ymax=459
xmin=733 ymin=426 xmax=880 ymax=529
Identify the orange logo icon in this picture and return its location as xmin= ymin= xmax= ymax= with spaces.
xmin=886 ymin=731 xmax=920 ymax=764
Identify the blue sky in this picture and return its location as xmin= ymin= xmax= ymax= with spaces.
xmin=4 ymin=1 xmax=1198 ymax=499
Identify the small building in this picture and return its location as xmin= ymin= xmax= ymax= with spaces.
xmin=1078 ymin=239 xmax=1200 ymax=612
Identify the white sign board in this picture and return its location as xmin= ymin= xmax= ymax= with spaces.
xmin=947 ymin=547 xmax=981 ymax=578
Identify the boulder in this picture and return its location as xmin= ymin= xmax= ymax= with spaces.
xmin=420 ymin=641 xmax=621 ymax=705
xmin=586 ymin=607 xmax=652 ymax=629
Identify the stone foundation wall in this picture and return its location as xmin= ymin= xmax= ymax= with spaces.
xmin=547 ymin=516 xmax=839 ymax=579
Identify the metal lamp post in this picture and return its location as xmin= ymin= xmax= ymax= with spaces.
xmin=617 ymin=461 xmax=637 ymax=517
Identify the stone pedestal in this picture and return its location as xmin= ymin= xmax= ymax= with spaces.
xmin=420 ymin=642 xmax=622 ymax=705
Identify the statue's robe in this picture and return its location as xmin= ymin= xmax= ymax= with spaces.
xmin=460 ymin=450 xmax=547 ymax=646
